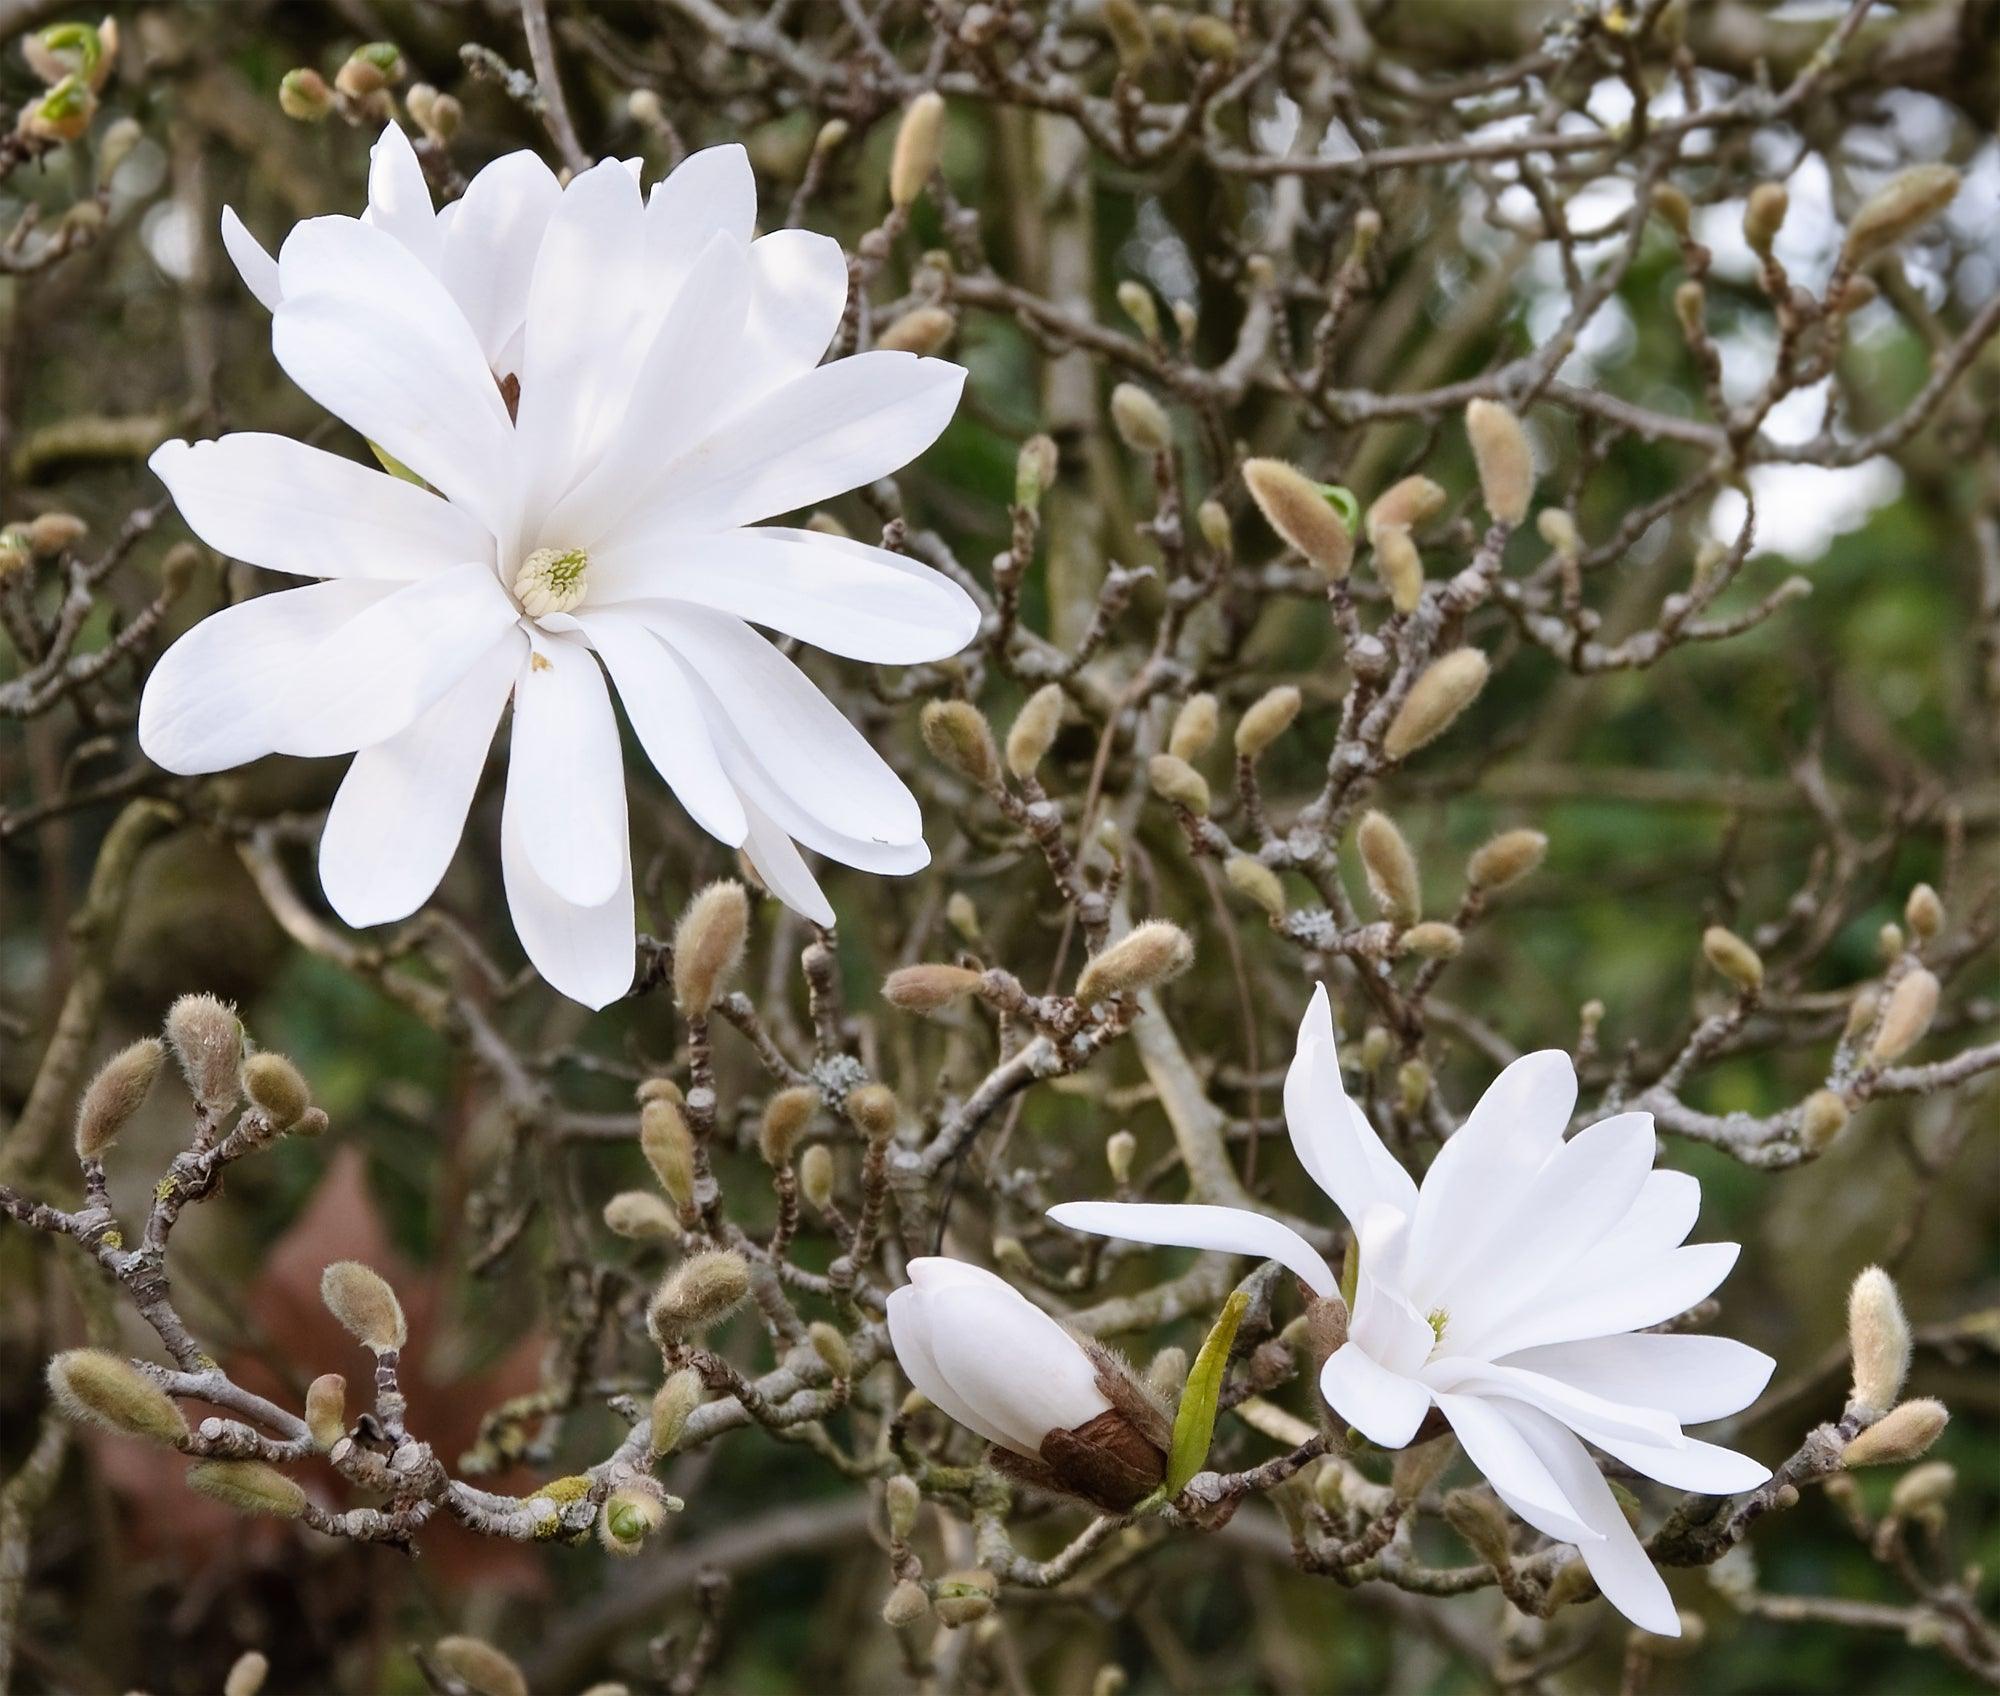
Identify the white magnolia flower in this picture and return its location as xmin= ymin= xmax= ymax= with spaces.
xmin=1049 ymin=984 xmax=1773 ymax=1633
xmin=142 ymin=129 xmax=976 ymax=1007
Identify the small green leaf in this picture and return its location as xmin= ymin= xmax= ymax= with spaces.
xmin=1339 ymin=1234 xmax=1359 ymax=1309
xmin=369 ymin=440 xmax=425 ymax=486
xmin=38 ymin=22 xmax=102 ymax=78
xmin=1161 ymin=1289 xmax=1249 ymax=1500
xmin=1319 ymin=483 xmax=1361 ymax=535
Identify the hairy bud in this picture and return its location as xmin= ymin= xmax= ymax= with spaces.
xmin=884 ymin=964 xmax=983 ymax=1015
xmin=1847 ymin=1265 xmax=1911 ymax=1411
xmin=889 ymin=92 xmax=946 ymax=209
xmin=1391 ymin=1435 xmax=1454 ymax=1501
xmin=847 ymin=1083 xmax=899 ymax=1142
xmin=223 ymin=1651 xmax=269 ymax=1696
xmin=1842 ymin=1399 xmax=1949 ymax=1468
xmin=1702 ymin=925 xmax=1764 ymax=992
xmin=800 ymin=1144 xmax=836 ymax=1211
xmin=1398 ymin=921 xmax=1462 ymax=959
xmin=26 ymin=512 xmax=85 ymax=555
xmin=1243 ymin=458 xmax=1352 ymax=578
xmin=1444 ymin=1487 xmax=1515 ymax=1569
xmin=759 ymin=1087 xmax=815 ymax=1165
xmin=1890 ymin=1460 xmax=1956 ymax=1518
xmin=187 ymin=1460 xmax=305 ymax=1519
xmin=650 ymin=1250 xmax=751 ymax=1337
xmin=921 ymin=699 xmax=1000 ymax=789
xmin=1197 ymin=498 xmax=1230 ymax=554
xmin=1465 ymin=399 xmax=1533 ymax=525
xmin=1169 ymin=693 xmax=1219 ymax=762
xmin=47 ymin=1350 xmax=186 ymax=1446
xmin=1744 ymin=182 xmax=1789 ymax=257
xmin=1235 ymin=685 xmax=1301 ymax=760
xmin=1904 ymin=882 xmax=1943 ymax=941
xmin=1799 ymin=1089 xmax=1849 ymax=1154
xmin=1117 ymin=280 xmax=1160 ymax=341
xmin=604 ymin=1190 xmax=680 ymax=1242
xmin=320 ymin=1260 xmax=407 ymax=1353
xmin=432 ymin=1636 xmax=528 ymax=1696
xmin=882 ymin=1579 xmax=931 ymax=1628
xmin=1105 ymin=1129 xmax=1137 ymax=1186
xmin=1184 ymin=14 xmax=1238 ymax=62
xmin=1356 ymin=811 xmax=1421 ymax=927
xmin=1225 ymin=854 xmax=1286 ymax=920
xmin=933 ymin=1569 xmax=997 ymax=1628
xmin=305 ymin=1373 xmax=346 ymax=1451
xmin=651 ymin=1367 xmax=703 ymax=1455
xmin=1006 ymin=683 xmax=1066 ymax=778
xmin=1366 ymin=476 xmax=1445 ymax=543
xmin=809 ymin=1321 xmax=854 ymax=1379
xmin=1148 ymin=753 xmax=1210 ymax=814
xmin=1110 ymin=383 xmax=1173 ymax=456
xmin=242 ymin=1051 xmax=311 ymax=1131
xmin=1842 ymin=165 xmax=1959 ymax=267
xmin=886 ymin=1473 xmax=922 ymax=1539
xmin=75 ymin=1037 xmax=163 ymax=1159
xmin=1373 ymin=524 xmax=1424 ymax=615
xmin=1383 ymin=648 xmax=1488 ymax=759
xmin=1870 ymin=968 xmax=1938 ymax=1064
xmin=599 ymin=1479 xmax=671 ymax=1556
xmin=1467 ymin=829 xmax=1546 ymax=894
xmin=1015 ymin=434 xmax=1058 ymax=509
xmin=1075 ymin=921 xmax=1194 ymax=1005
xmin=165 ymin=993 xmax=243 ymax=1113
xmin=673 ymin=881 xmax=749 ymax=1015
xmin=641 ymin=1097 xmax=697 ymax=1211
xmin=877 ymin=305 xmax=956 ymax=355
xmin=1651 ymin=184 xmax=1693 ymax=240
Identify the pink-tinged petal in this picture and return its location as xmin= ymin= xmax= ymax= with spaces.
xmin=1433 ymin=1393 xmax=1601 ymax=1548
xmin=1320 ymin=1343 xmax=1430 ymax=1448
xmin=1283 ymin=983 xmax=1420 ymax=1226
xmin=318 ymin=629 xmax=524 ymax=927
xmin=219 ymin=207 xmax=281 ymax=310
xmin=440 ymin=148 xmax=562 ymax=373
xmin=1497 ymin=1334 xmax=1774 ymax=1427
xmin=1047 ymin=1201 xmax=1337 ymax=1298
xmin=150 ymin=435 xmax=491 ymax=581
xmin=508 ymin=630 xmax=627 ymax=908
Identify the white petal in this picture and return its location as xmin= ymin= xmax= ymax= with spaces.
xmin=1434 ymin=1392 xmax=1601 ymax=1548
xmin=273 ymin=220 xmax=519 ymax=543
xmin=1610 ymin=1169 xmax=1702 ymax=1254
xmin=920 ymin=1284 xmax=1110 ymax=1455
xmin=644 ymin=143 xmax=756 ymax=280
xmin=440 ymin=148 xmax=563 ymax=373
xmin=1498 ymin=1334 xmax=1775 ymax=1426
xmin=150 ymin=435 xmax=491 ymax=581
xmin=508 ymin=630 xmax=627 ymax=908
xmin=732 ymin=228 xmax=848 ymax=404
xmin=1283 ymin=983 xmax=1420 ymax=1225
xmin=622 ymin=352 xmax=965 ymax=537
xmin=219 ymin=207 xmax=281 ymax=310
xmin=886 ymin=1285 xmax=1022 ymax=1454
xmin=907 ymin=1257 xmax=1015 ymax=1294
xmin=499 ymin=737 xmax=635 ymax=1008
xmin=319 ymin=629 xmax=523 ymax=926
xmin=1047 ymin=1201 xmax=1336 ymax=1297
xmin=570 ymin=610 xmax=746 ymax=846
xmin=738 ymin=790 xmax=835 ymax=928
xmin=138 ymin=581 xmax=388 ymax=774
xmin=365 ymin=123 xmax=438 ymax=267
xmin=1349 ymin=1204 xmax=1433 ymax=1376
xmin=1589 ymin=1428 xmax=1769 ymax=1494
xmin=1422 ymin=1357 xmax=1683 ymax=1449
xmin=1472 ymin=1243 xmax=1742 ymax=1360
xmin=1320 ymin=1342 xmax=1430 ymax=1448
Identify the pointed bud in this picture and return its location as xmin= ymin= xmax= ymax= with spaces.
xmin=846 ymin=1083 xmax=899 ymax=1143
xmin=1904 ymin=883 xmax=1943 ymax=941
xmin=1842 ymin=1399 xmax=1949 ymax=1468
xmin=603 ymin=1190 xmax=680 ymax=1242
xmin=759 ymin=1087 xmax=815 ymax=1165
xmin=1651 ymin=184 xmax=1693 ymax=240
xmin=809 ymin=1321 xmax=854 ymax=1379
xmin=1117 ymin=280 xmax=1160 ymax=340
xmin=432 ymin=1637 xmax=528 ymax=1696
xmin=946 ymin=891 xmax=980 ymax=942
xmin=886 ymin=1473 xmax=922 ymax=1539
xmin=75 ymin=1037 xmax=163 ymax=1159
xmin=1005 ymin=683 xmax=1066 ymax=778
xmin=673 ymin=881 xmax=749 ymax=1015
xmin=277 ymin=66 xmax=333 ymax=121
xmin=1145 ymin=1346 xmax=1187 ymax=1403
xmin=884 ymin=964 xmax=983 ymax=1015
xmin=1890 ymin=1460 xmax=1956 ymax=1517
xmin=890 ymin=93 xmax=946 ymax=208
xmin=641 ymin=1097 xmax=697 ymax=1211
xmin=1391 ymin=1435 xmax=1454 ymax=1501
xmin=1537 ymin=508 xmax=1580 ymax=557
xmin=1382 ymin=648 xmax=1488 ymax=759
xmin=1844 ymin=987 xmax=1880 ymax=1044
xmin=1366 ymin=476 xmax=1445 ymax=543
xmin=1015 ymin=434 xmax=1058 ymax=509
xmin=650 ymin=1367 xmax=703 ymax=1455
xmin=1169 ymin=693 xmax=1219 ymax=762
xmin=1843 ymin=165 xmax=1959 ymax=267
xmin=1243 ymin=458 xmax=1352 ymax=578
xmin=1197 ymin=498 xmax=1230 ymax=554
xmin=1466 ymin=828 xmax=1546 ymax=893
xmin=650 ymin=1249 xmax=751 ymax=1338
xmin=223 ymin=1651 xmax=269 ymax=1696
xmin=1225 ymin=855 xmax=1286 ymax=920
xmin=1100 ymin=0 xmax=1152 ymax=65
xmin=1871 ymin=968 xmax=1938 ymax=1064
xmin=26 ymin=512 xmax=85 ymax=554
xmin=1466 ymin=400 xmax=1533 ymax=525
xmin=1444 ymin=1487 xmax=1515 ymax=1568
xmin=1075 ymin=921 xmax=1194 ymax=1005
xmin=1744 ymin=182 xmax=1788 ymax=257
xmin=1799 ymin=1089 xmax=1849 ymax=1154
xmin=186 ymin=1460 xmax=305 ymax=1519
xmin=798 ymin=1142 xmax=837 ymax=1210
xmin=1674 ymin=278 xmax=1707 ymax=342
xmin=599 ymin=1479 xmax=671 ymax=1555
xmin=47 ymin=1350 xmax=186 ymax=1445
xmin=1105 ymin=1129 xmax=1137 ymax=1186
xmin=1359 ymin=1026 xmax=1392 ymax=1070
xmin=1356 ymin=810 xmax=1420 ymax=926
xmin=1702 ymin=926 xmax=1764 ymax=992
xmin=1373 ymin=524 xmax=1424 ymax=614
xmin=1235 ymin=685 xmax=1301 ymax=759
xmin=305 ymin=1373 xmax=346 ymax=1451
xmin=921 ymin=699 xmax=1000 ymax=789
xmin=1398 ymin=1059 xmax=1431 ymax=1113
xmin=1880 ymin=921 xmax=1905 ymax=963
xmin=320 ymin=1261 xmax=407 ymax=1353
xmin=1148 ymin=753 xmax=1210 ymax=814
xmin=882 ymin=1579 xmax=931 ymax=1628
xmin=1848 ymin=1265 xmax=1911 ymax=1411
xmin=165 ymin=993 xmax=243 ymax=1113
xmin=1110 ymin=383 xmax=1172 ymax=456
xmin=1398 ymin=922 xmax=1462 ymax=959
xmin=242 ymin=1052 xmax=310 ymax=1131
xmin=878 ymin=306 xmax=956 ymax=355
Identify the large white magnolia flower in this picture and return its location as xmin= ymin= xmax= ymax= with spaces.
xmin=1049 ymin=985 xmax=1773 ymax=1634
xmin=141 ymin=128 xmax=976 ymax=1007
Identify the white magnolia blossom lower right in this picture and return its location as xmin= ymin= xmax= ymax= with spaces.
xmin=1050 ymin=984 xmax=1774 ymax=1635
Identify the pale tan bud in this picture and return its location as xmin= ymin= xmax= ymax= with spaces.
xmin=75 ymin=1037 xmax=163 ymax=1159
xmin=1391 ymin=1434 xmax=1454 ymax=1501
xmin=650 ymin=1249 xmax=751 ymax=1337
xmin=1843 ymin=165 xmax=1959 ymax=267
xmin=1537 ymin=508 xmax=1580 ymax=556
xmin=889 ymin=92 xmax=946 ymax=209
xmin=1466 ymin=399 xmax=1533 ymax=525
xmin=603 ymin=1190 xmax=680 ymax=1242
xmin=1148 ymin=752 xmax=1210 ymax=814
xmin=1842 ymin=1399 xmax=1949 ymax=1468
xmin=1015 ymin=433 xmax=1058 ymax=508
xmin=1397 ymin=1059 xmax=1431 ymax=1113
xmin=808 ymin=115 xmax=845 ymax=155
xmin=1197 ymin=498 xmax=1230 ymax=554
xmin=1744 ymin=182 xmax=1789 ymax=257
xmin=846 ymin=1083 xmax=899 ymax=1142
xmin=1184 ymin=14 xmax=1238 ymax=62
xmin=921 ymin=699 xmax=1000 ymax=788
xmin=1651 ymin=184 xmax=1693 ymax=240
xmin=1373 ymin=523 xmax=1423 ymax=614
xmin=1105 ymin=1129 xmax=1137 ymax=1186
xmin=1870 ymin=968 xmax=1938 ymax=1064
xmin=1006 ymin=683 xmax=1066 ymax=778
xmin=1702 ymin=925 xmax=1764 ymax=992
xmin=882 ymin=1579 xmax=931 ymax=1628
xmin=650 ymin=1367 xmax=703 ymax=1454
xmin=278 ymin=67 xmax=333 ymax=120
xmin=432 ymin=1636 xmax=528 ymax=1696
xmin=1225 ymin=854 xmax=1286 ymax=919
xmin=1445 ymin=1487 xmax=1514 ymax=1568
xmin=1383 ymin=648 xmax=1488 ymax=759
xmin=1467 ymin=829 xmax=1546 ymax=893
xmin=161 ymin=541 xmax=202 ymax=601
xmin=1844 ymin=986 xmax=1880 ymax=1044
xmin=1847 ymin=1265 xmax=1911 ymax=1410
xmin=1100 ymin=0 xmax=1152 ymax=66
xmin=1398 ymin=921 xmax=1462 ymax=959
xmin=187 ymin=1460 xmax=305 ymax=1519
xmin=933 ymin=1569 xmax=997 ymax=1628
xmin=1235 ymin=685 xmax=1301 ymax=759
xmin=886 ymin=1472 xmax=922 ymax=1539
xmin=1544 ymin=1557 xmax=1595 ymax=1611
xmin=759 ymin=1087 xmax=815 ymax=1165
xmin=809 ymin=1321 xmax=854 ymax=1378
xmin=1904 ymin=883 xmax=1943 ymax=941
xmin=1169 ymin=693 xmax=1219 ymax=762
xmin=637 ymin=1078 xmax=682 ymax=1106
xmin=1890 ymin=1460 xmax=1956 ymax=1517
xmin=320 ymin=1260 xmax=407 ymax=1353
xmin=242 ymin=1051 xmax=310 ymax=1130
xmin=883 ymin=964 xmax=983 ymax=1015
xmin=1878 ymin=922 xmax=1904 ymax=962
xmin=599 ymin=1479 xmax=670 ymax=1555
xmin=1244 ymin=458 xmax=1352 ymax=578
xmin=946 ymin=890 xmax=980 ymax=942
xmin=1110 ymin=383 xmax=1173 ymax=456
xmin=47 ymin=1350 xmax=186 ymax=1446
xmin=305 ymin=1373 xmax=346 ymax=1451
xmin=1357 ymin=810 xmax=1420 ymax=926
xmin=26 ymin=512 xmax=85 ymax=554
xmin=1117 ymin=280 xmax=1160 ymax=340
xmin=223 ymin=1651 xmax=269 ymax=1696
xmin=1799 ymin=1089 xmax=1849 ymax=1154
xmin=1075 ymin=921 xmax=1194 ymax=1005
xmin=673 ymin=881 xmax=748 ymax=1015
xmin=641 ymin=1097 xmax=697 ymax=1211
xmin=800 ymin=1143 xmax=836 ymax=1210
xmin=878 ymin=306 xmax=956 ymax=355
xmin=1366 ymin=476 xmax=1445 ymax=542
xmin=165 ymin=993 xmax=243 ymax=1112
xmin=1675 ymin=279 xmax=1707 ymax=341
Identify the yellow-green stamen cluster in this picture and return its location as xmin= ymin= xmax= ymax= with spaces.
xmin=514 ymin=545 xmax=590 ymax=617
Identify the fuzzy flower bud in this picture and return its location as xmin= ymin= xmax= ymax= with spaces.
xmin=1235 ymin=685 xmax=1301 ymax=759
xmin=759 ymin=1087 xmax=815 ymax=1165
xmin=641 ymin=1097 xmax=697 ymax=1211
xmin=1373 ymin=524 xmax=1424 ymax=614
xmin=800 ymin=1144 xmax=836 ymax=1210
xmin=1842 ymin=165 xmax=1959 ymax=267
xmin=320 ymin=1260 xmax=407 ymax=1353
xmin=921 ymin=699 xmax=1000 ymax=789
xmin=809 ymin=1321 xmax=854 ymax=1379
xmin=1105 ymin=1130 xmax=1137 ymax=1186
xmin=1169 ymin=693 xmax=1219 ymax=762
xmin=1904 ymin=882 xmax=1943 ymax=941
xmin=75 ymin=1037 xmax=163 ymax=1159
xmin=1466 ymin=828 xmax=1547 ymax=893
xmin=1870 ymin=968 xmax=1938 ymax=1064
xmin=1357 ymin=810 xmax=1420 ymax=927
xmin=1398 ymin=922 xmax=1462 ymax=959
xmin=599 ymin=1479 xmax=671 ymax=1555
xmin=47 ymin=1350 xmax=187 ymax=1446
xmin=884 ymin=964 xmax=983 ymax=1015
xmin=1702 ymin=925 xmax=1764 ymax=992
xmin=1744 ymin=182 xmax=1789 ymax=257
xmin=242 ymin=1051 xmax=311 ymax=1131
xmin=1537 ymin=508 xmax=1580 ymax=557
xmin=650 ymin=1367 xmax=703 ymax=1455
xmin=890 ymin=92 xmax=946 ymax=209
xmin=673 ymin=881 xmax=749 ymax=1015
xmin=1185 ymin=14 xmax=1238 ymax=61
xmin=1383 ymin=648 xmax=1488 ymax=759
xmin=1366 ymin=476 xmax=1445 ymax=543
xmin=305 ymin=1373 xmax=346 ymax=1451
xmin=1848 ymin=1265 xmax=1911 ymax=1411
xmin=1842 ymin=1399 xmax=1949 ymax=1468
xmin=1244 ymin=458 xmax=1352 ymax=578
xmin=1006 ymin=683 xmax=1066 ymax=778
xmin=223 ymin=1651 xmax=269 ymax=1696
xmin=1110 ymin=383 xmax=1173 ymax=456
xmin=1799 ymin=1089 xmax=1849 ymax=1154
xmin=603 ymin=1190 xmax=680 ymax=1242
xmin=1890 ymin=1460 xmax=1956 ymax=1517
xmin=1445 ymin=1487 xmax=1515 ymax=1568
xmin=26 ymin=512 xmax=85 ymax=555
xmin=1651 ymin=184 xmax=1693 ymax=240
xmin=1466 ymin=399 xmax=1533 ymax=525
xmin=1197 ymin=498 xmax=1230 ymax=554
xmin=886 ymin=1473 xmax=922 ymax=1539
xmin=187 ymin=1460 xmax=306 ymax=1519
xmin=877 ymin=305 xmax=956 ymax=355
xmin=432 ymin=1637 xmax=528 ymax=1696
xmin=649 ymin=1249 xmax=751 ymax=1337
xmin=1148 ymin=753 xmax=1210 ymax=814
xmin=165 ymin=993 xmax=243 ymax=1113
xmin=933 ymin=1570 xmax=997 ymax=1628
xmin=1117 ymin=280 xmax=1160 ymax=340
xmin=1225 ymin=854 xmax=1286 ymax=920
xmin=278 ymin=67 xmax=333 ymax=121
xmin=1075 ymin=921 xmax=1194 ymax=1005
xmin=1015 ymin=434 xmax=1058 ymax=509
xmin=882 ymin=1579 xmax=931 ymax=1628
xmin=846 ymin=1083 xmax=899 ymax=1143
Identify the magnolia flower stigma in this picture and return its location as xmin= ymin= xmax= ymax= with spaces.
xmin=514 ymin=545 xmax=591 ymax=618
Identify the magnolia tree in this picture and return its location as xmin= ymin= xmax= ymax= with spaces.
xmin=0 ymin=2 xmax=1996 ymax=1693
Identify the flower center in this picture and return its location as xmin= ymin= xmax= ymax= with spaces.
xmin=1425 ymin=1307 xmax=1450 ymax=1352
xmin=514 ymin=545 xmax=590 ymax=618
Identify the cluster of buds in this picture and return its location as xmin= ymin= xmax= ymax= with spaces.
xmin=16 ymin=17 xmax=116 ymax=144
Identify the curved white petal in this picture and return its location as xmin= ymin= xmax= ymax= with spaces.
xmin=920 ymin=1284 xmax=1110 ymax=1456
xmin=137 ymin=581 xmax=388 ymax=774
xmin=1320 ymin=1342 xmax=1430 ymax=1448
xmin=887 ymin=1285 xmax=1022 ymax=1454
xmin=570 ymin=609 xmax=746 ymax=846
xmin=907 ymin=1257 xmax=1014 ymax=1294
xmin=440 ymin=147 xmax=563 ymax=373
xmin=644 ymin=143 xmax=756 ymax=282
xmin=508 ymin=630 xmax=627 ymax=908
xmin=1349 ymin=1204 xmax=1433 ymax=1376
xmin=1283 ymin=983 xmax=1420 ymax=1226
xmin=1473 ymin=1242 xmax=1741 ymax=1360
xmin=220 ymin=207 xmax=281 ymax=310
xmin=1422 ymin=1357 xmax=1683 ymax=1449
xmin=319 ymin=629 xmax=523 ymax=926
xmin=1498 ymin=1334 xmax=1774 ymax=1427
xmin=150 ymin=435 xmax=491 ymax=581
xmin=732 ymin=227 xmax=848 ymax=404
xmin=738 ymin=791 xmax=835 ymax=928
xmin=499 ymin=736 xmax=634 ymax=1008
xmin=1047 ymin=1201 xmax=1336 ymax=1298
xmin=1434 ymin=1392 xmax=1601 ymax=1548
xmin=364 ymin=123 xmax=438 ymax=267
xmin=1590 ymin=1428 xmax=1769 ymax=1494
xmin=275 ymin=561 xmax=519 ymax=758
xmin=1608 ymin=1169 xmax=1703 ymax=1254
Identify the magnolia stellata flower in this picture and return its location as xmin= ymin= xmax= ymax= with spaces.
xmin=141 ymin=127 xmax=976 ymax=1006
xmin=886 ymin=1258 xmax=1169 ymax=1511
xmin=1049 ymin=985 xmax=1773 ymax=1633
